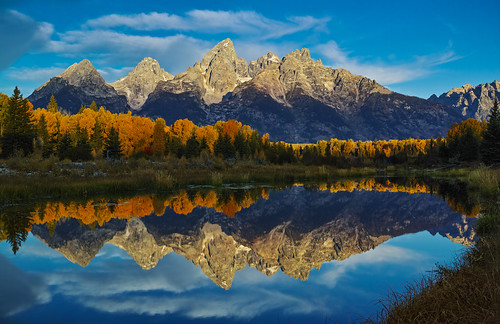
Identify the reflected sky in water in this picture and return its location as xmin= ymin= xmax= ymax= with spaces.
xmin=0 ymin=183 xmax=473 ymax=323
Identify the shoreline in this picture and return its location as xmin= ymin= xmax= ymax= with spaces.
xmin=0 ymin=157 xmax=478 ymax=204
xmin=373 ymin=167 xmax=500 ymax=323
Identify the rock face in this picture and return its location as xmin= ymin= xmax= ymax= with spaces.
xmin=140 ymin=38 xmax=250 ymax=120
xmin=32 ymin=187 xmax=476 ymax=289
xmin=28 ymin=59 xmax=130 ymax=114
xmin=248 ymin=52 xmax=281 ymax=78
xmin=429 ymin=80 xmax=500 ymax=120
xmin=110 ymin=57 xmax=173 ymax=110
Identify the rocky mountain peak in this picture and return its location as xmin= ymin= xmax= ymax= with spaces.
xmin=240 ymin=46 xmax=391 ymax=111
xmin=28 ymin=59 xmax=130 ymax=114
xmin=199 ymin=38 xmax=250 ymax=104
xmin=429 ymin=80 xmax=500 ymax=120
xmin=200 ymin=38 xmax=237 ymax=71
xmin=249 ymin=51 xmax=282 ymax=77
xmin=59 ymin=59 xmax=103 ymax=87
xmin=111 ymin=57 xmax=173 ymax=110
xmin=283 ymin=48 xmax=313 ymax=64
xmin=148 ymin=38 xmax=251 ymax=106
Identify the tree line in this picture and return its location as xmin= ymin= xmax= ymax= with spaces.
xmin=0 ymin=87 xmax=499 ymax=166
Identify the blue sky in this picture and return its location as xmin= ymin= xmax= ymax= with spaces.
xmin=0 ymin=0 xmax=498 ymax=99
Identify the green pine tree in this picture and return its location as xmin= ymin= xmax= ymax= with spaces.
xmin=185 ymin=134 xmax=200 ymax=158
xmin=0 ymin=211 xmax=32 ymax=255
xmin=103 ymin=127 xmax=122 ymax=160
xmin=90 ymin=121 xmax=104 ymax=153
xmin=37 ymin=114 xmax=54 ymax=157
xmin=0 ymin=87 xmax=35 ymax=157
xmin=57 ymin=132 xmax=72 ymax=160
xmin=481 ymin=98 xmax=500 ymax=164
xmin=214 ymin=134 xmax=235 ymax=159
xmin=69 ymin=128 xmax=92 ymax=161
xmin=234 ymin=132 xmax=250 ymax=158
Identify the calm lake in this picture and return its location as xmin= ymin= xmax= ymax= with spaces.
xmin=0 ymin=178 xmax=478 ymax=323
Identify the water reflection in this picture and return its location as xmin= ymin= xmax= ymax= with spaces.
xmin=0 ymin=177 xmax=478 ymax=289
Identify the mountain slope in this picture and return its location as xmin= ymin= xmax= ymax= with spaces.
xmin=28 ymin=59 xmax=130 ymax=114
xmin=429 ymin=80 xmax=500 ymax=120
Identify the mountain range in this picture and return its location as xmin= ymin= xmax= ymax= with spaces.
xmin=27 ymin=38 xmax=498 ymax=142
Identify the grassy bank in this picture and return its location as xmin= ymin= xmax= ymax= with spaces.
xmin=373 ymin=167 xmax=500 ymax=323
xmin=0 ymin=154 xmax=494 ymax=205
xmin=0 ymin=156 xmax=383 ymax=204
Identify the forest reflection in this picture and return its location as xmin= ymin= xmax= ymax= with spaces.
xmin=0 ymin=177 xmax=481 ymax=255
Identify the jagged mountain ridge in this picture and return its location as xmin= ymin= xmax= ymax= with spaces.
xmin=429 ymin=80 xmax=500 ymax=120
xmin=32 ymin=188 xmax=476 ymax=289
xmin=110 ymin=57 xmax=173 ymax=110
xmin=28 ymin=59 xmax=130 ymax=114
xmin=142 ymin=41 xmax=462 ymax=141
xmin=29 ymin=39 xmax=463 ymax=141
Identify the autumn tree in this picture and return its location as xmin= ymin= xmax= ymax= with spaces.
xmin=0 ymin=92 xmax=9 ymax=136
xmin=151 ymin=118 xmax=166 ymax=156
xmin=446 ymin=118 xmax=484 ymax=161
xmin=89 ymin=101 xmax=98 ymax=111
xmin=481 ymin=98 xmax=500 ymax=164
xmin=47 ymin=94 xmax=58 ymax=113
xmin=171 ymin=119 xmax=196 ymax=145
xmin=0 ymin=87 xmax=35 ymax=157
xmin=90 ymin=120 xmax=104 ymax=153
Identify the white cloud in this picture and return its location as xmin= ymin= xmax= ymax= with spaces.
xmin=97 ymin=66 xmax=134 ymax=83
xmin=0 ymin=10 xmax=53 ymax=70
xmin=315 ymin=40 xmax=459 ymax=85
xmin=6 ymin=66 xmax=65 ymax=81
xmin=233 ymin=40 xmax=297 ymax=63
xmin=85 ymin=10 xmax=329 ymax=40
xmin=86 ymin=12 xmax=185 ymax=31
xmin=35 ymin=249 xmax=326 ymax=320
xmin=46 ymin=254 xmax=210 ymax=296
xmin=46 ymin=31 xmax=210 ymax=75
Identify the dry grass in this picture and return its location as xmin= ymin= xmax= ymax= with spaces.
xmin=468 ymin=166 xmax=500 ymax=199
xmin=0 ymin=157 xmax=382 ymax=204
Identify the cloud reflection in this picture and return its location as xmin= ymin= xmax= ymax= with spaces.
xmin=318 ymin=243 xmax=425 ymax=288
xmin=40 ymin=251 xmax=327 ymax=320
xmin=0 ymin=255 xmax=50 ymax=317
xmin=75 ymin=287 xmax=326 ymax=319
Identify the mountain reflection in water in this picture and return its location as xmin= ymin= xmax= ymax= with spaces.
xmin=0 ymin=178 xmax=478 ymax=289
